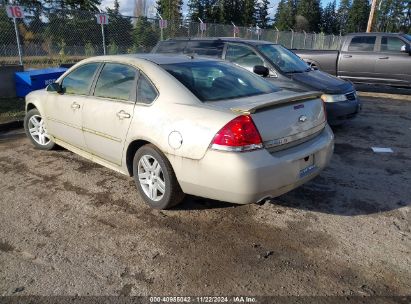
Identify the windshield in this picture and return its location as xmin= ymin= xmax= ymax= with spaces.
xmin=162 ymin=61 xmax=279 ymax=102
xmin=257 ymin=44 xmax=310 ymax=73
xmin=403 ymin=34 xmax=411 ymax=42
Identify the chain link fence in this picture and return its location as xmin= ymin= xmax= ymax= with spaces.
xmin=0 ymin=4 xmax=343 ymax=68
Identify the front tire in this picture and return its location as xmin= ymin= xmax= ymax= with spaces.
xmin=24 ymin=108 xmax=55 ymax=150
xmin=133 ymin=144 xmax=184 ymax=209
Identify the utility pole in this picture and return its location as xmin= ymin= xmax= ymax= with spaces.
xmin=367 ymin=0 xmax=378 ymax=32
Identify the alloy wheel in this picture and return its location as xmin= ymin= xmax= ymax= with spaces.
xmin=138 ymin=155 xmax=166 ymax=201
xmin=28 ymin=115 xmax=51 ymax=146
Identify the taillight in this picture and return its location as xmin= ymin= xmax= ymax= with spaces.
xmin=211 ymin=115 xmax=263 ymax=152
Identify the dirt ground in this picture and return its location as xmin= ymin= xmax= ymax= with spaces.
xmin=0 ymin=96 xmax=410 ymax=298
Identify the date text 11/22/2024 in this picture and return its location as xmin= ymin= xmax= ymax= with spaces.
xmin=149 ymin=296 xmax=258 ymax=303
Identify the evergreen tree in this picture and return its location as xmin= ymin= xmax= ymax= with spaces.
xmin=133 ymin=17 xmax=159 ymax=52
xmin=346 ymin=0 xmax=370 ymax=32
xmin=43 ymin=0 xmax=102 ymax=11
xmin=296 ymin=0 xmax=322 ymax=32
xmin=207 ymin=0 xmax=224 ymax=23
xmin=375 ymin=0 xmax=410 ymax=32
xmin=188 ymin=0 xmax=205 ymax=22
xmin=337 ymin=0 xmax=351 ymax=34
xmin=321 ymin=0 xmax=338 ymax=34
xmin=256 ymin=0 xmax=270 ymax=28
xmin=106 ymin=0 xmax=133 ymax=48
xmin=156 ymin=0 xmax=183 ymax=22
xmin=222 ymin=0 xmax=243 ymax=25
xmin=274 ymin=0 xmax=296 ymax=30
xmin=242 ymin=0 xmax=257 ymax=26
xmin=0 ymin=8 xmax=15 ymax=44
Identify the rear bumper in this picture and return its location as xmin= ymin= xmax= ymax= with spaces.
xmin=326 ymin=98 xmax=361 ymax=125
xmin=171 ymin=125 xmax=334 ymax=204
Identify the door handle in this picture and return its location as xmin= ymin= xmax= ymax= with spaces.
xmin=116 ymin=110 xmax=131 ymax=119
xmin=343 ymin=55 xmax=352 ymax=58
xmin=71 ymin=102 xmax=80 ymax=109
xmin=378 ymin=56 xmax=389 ymax=59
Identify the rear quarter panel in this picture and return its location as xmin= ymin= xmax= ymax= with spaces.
xmin=124 ymin=61 xmax=236 ymax=161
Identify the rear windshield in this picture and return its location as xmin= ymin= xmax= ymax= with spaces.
xmin=186 ymin=41 xmax=224 ymax=57
xmin=154 ymin=41 xmax=187 ymax=53
xmin=162 ymin=61 xmax=279 ymax=102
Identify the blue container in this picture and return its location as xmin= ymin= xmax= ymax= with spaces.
xmin=15 ymin=67 xmax=67 ymax=97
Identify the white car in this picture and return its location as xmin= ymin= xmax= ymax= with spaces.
xmin=25 ymin=54 xmax=334 ymax=209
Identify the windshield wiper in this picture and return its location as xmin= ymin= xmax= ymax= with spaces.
xmin=286 ymin=70 xmax=305 ymax=73
xmin=286 ymin=68 xmax=311 ymax=73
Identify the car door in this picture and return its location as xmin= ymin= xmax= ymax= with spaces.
xmin=81 ymin=62 xmax=138 ymax=166
xmin=338 ymin=35 xmax=378 ymax=82
xmin=45 ymin=63 xmax=100 ymax=149
xmin=374 ymin=36 xmax=411 ymax=86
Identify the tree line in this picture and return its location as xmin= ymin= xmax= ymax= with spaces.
xmin=274 ymin=0 xmax=409 ymax=34
xmin=175 ymin=0 xmax=410 ymax=34
xmin=0 ymin=0 xmax=159 ymax=52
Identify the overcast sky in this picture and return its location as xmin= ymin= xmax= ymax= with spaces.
xmin=100 ymin=0 xmax=339 ymax=20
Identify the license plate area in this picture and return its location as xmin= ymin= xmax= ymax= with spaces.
xmin=299 ymin=154 xmax=317 ymax=178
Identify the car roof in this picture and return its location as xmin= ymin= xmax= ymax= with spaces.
xmin=82 ymin=53 xmax=221 ymax=65
xmin=164 ymin=37 xmax=276 ymax=46
xmin=346 ymin=32 xmax=402 ymax=36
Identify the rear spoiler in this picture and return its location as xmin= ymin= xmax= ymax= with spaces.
xmin=231 ymin=91 xmax=323 ymax=114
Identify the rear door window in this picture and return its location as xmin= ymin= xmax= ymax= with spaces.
xmin=381 ymin=36 xmax=406 ymax=52
xmin=61 ymin=63 xmax=100 ymax=95
xmin=225 ymin=44 xmax=264 ymax=70
xmin=94 ymin=63 xmax=137 ymax=101
xmin=348 ymin=36 xmax=376 ymax=52
xmin=137 ymin=74 xmax=158 ymax=104
xmin=155 ymin=41 xmax=187 ymax=53
xmin=185 ymin=41 xmax=224 ymax=57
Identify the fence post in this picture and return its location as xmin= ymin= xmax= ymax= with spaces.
xmin=100 ymin=23 xmax=106 ymax=55
xmin=275 ymin=27 xmax=279 ymax=43
xmin=321 ymin=33 xmax=325 ymax=49
xmin=289 ymin=28 xmax=294 ymax=49
xmin=12 ymin=18 xmax=23 ymax=65
xmin=303 ymin=30 xmax=306 ymax=49
xmin=313 ymin=32 xmax=317 ymax=49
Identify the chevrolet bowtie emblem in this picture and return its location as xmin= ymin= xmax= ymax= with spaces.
xmin=299 ymin=115 xmax=308 ymax=122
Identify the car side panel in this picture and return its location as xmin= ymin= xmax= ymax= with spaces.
xmin=124 ymin=101 xmax=235 ymax=162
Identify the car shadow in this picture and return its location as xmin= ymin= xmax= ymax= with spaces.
xmin=268 ymin=178 xmax=410 ymax=216
xmin=355 ymin=83 xmax=411 ymax=95
xmin=173 ymin=195 xmax=238 ymax=211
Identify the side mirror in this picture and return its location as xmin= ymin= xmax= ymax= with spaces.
xmin=46 ymin=82 xmax=62 ymax=93
xmin=253 ymin=65 xmax=269 ymax=77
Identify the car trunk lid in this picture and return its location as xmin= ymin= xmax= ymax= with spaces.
xmin=206 ymin=90 xmax=326 ymax=152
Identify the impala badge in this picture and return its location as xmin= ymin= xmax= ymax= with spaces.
xmin=299 ymin=115 xmax=308 ymax=123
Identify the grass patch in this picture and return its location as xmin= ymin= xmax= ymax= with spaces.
xmin=0 ymin=98 xmax=25 ymax=124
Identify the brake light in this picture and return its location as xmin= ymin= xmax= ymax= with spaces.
xmin=211 ymin=115 xmax=263 ymax=152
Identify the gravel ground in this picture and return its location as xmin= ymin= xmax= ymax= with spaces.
xmin=0 ymin=96 xmax=410 ymax=297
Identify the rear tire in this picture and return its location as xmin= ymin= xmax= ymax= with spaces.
xmin=24 ymin=108 xmax=55 ymax=150
xmin=133 ymin=144 xmax=184 ymax=209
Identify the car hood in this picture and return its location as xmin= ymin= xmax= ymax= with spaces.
xmin=288 ymin=70 xmax=353 ymax=94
